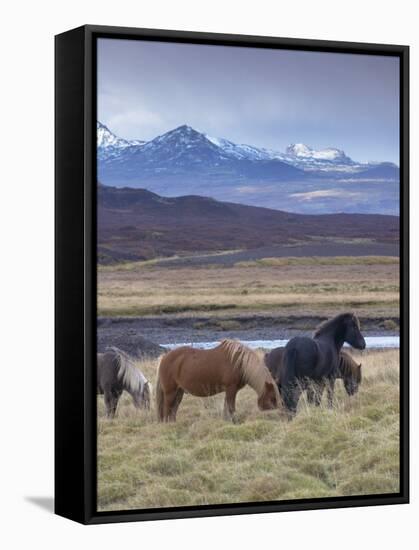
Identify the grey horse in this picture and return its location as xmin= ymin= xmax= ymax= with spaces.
xmin=97 ymin=347 xmax=152 ymax=418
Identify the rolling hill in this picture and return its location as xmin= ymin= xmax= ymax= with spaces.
xmin=98 ymin=184 xmax=399 ymax=264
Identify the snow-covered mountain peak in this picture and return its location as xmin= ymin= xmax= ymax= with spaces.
xmin=97 ymin=121 xmax=144 ymax=149
xmin=175 ymin=124 xmax=195 ymax=133
xmin=149 ymin=124 xmax=209 ymax=145
xmin=166 ymin=124 xmax=202 ymax=138
xmin=285 ymin=143 xmax=350 ymax=163
xmin=97 ymin=121 xmax=128 ymax=148
xmin=286 ymin=143 xmax=313 ymax=157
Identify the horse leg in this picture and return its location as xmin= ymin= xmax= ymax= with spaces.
xmin=313 ymin=380 xmax=325 ymax=407
xmin=163 ymin=388 xmax=181 ymax=422
xmin=223 ymin=387 xmax=238 ymax=422
xmin=327 ymin=378 xmax=336 ymax=408
xmin=103 ymin=390 xmax=113 ymax=417
xmin=282 ymin=382 xmax=302 ymax=420
xmin=306 ymin=384 xmax=316 ymax=405
xmin=168 ymin=389 xmax=184 ymax=422
xmin=104 ymin=389 xmax=120 ymax=418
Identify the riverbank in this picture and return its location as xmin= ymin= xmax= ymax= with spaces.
xmin=97 ymin=314 xmax=399 ymax=355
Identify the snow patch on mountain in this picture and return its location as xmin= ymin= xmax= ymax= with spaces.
xmin=204 ymin=133 xmax=361 ymax=172
xmin=97 ymin=121 xmax=145 ymax=151
xmin=285 ymin=143 xmax=351 ymax=163
xmin=205 ymin=134 xmax=274 ymax=161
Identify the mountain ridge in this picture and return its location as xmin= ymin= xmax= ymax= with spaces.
xmin=96 ymin=122 xmax=399 ymax=215
xmin=97 ymin=121 xmax=397 ymax=171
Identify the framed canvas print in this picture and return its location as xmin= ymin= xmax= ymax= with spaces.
xmin=55 ymin=25 xmax=409 ymax=524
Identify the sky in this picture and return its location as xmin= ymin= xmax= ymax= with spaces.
xmin=97 ymin=38 xmax=400 ymax=164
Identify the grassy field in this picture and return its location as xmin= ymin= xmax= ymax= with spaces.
xmin=97 ymin=349 xmax=400 ymax=511
xmin=97 ymin=256 xmax=399 ymax=318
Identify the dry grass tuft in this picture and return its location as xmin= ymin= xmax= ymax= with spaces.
xmin=97 ymin=349 xmax=400 ymax=511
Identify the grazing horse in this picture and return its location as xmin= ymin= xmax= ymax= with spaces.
xmin=338 ymin=351 xmax=362 ymax=396
xmin=156 ymin=339 xmax=280 ymax=422
xmin=306 ymin=350 xmax=362 ymax=407
xmin=265 ymin=347 xmax=362 ymax=407
xmin=281 ymin=313 xmax=366 ymax=417
xmin=97 ymin=347 xmax=152 ymax=418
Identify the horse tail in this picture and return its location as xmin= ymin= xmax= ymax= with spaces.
xmin=281 ymin=346 xmax=299 ymax=415
xmin=155 ymin=357 xmax=165 ymax=422
xmin=282 ymin=346 xmax=298 ymax=388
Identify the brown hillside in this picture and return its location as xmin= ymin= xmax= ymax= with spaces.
xmin=97 ymin=185 xmax=399 ymax=264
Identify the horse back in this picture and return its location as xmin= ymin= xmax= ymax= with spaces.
xmin=159 ymin=345 xmax=240 ymax=395
xmin=97 ymin=351 xmax=120 ymax=393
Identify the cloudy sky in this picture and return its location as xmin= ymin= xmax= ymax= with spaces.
xmin=97 ymin=38 xmax=400 ymax=164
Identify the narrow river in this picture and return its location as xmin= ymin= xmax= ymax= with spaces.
xmin=162 ymin=336 xmax=399 ymax=350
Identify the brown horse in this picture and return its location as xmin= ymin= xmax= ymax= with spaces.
xmin=156 ymin=339 xmax=280 ymax=422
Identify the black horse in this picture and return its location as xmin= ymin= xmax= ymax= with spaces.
xmin=281 ymin=313 xmax=366 ymax=416
xmin=265 ymin=347 xmax=362 ymax=407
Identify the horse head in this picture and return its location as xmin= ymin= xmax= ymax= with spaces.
xmin=343 ymin=314 xmax=366 ymax=350
xmin=343 ymin=362 xmax=362 ymax=396
xmin=132 ymin=380 xmax=152 ymax=410
xmin=257 ymin=380 xmax=280 ymax=411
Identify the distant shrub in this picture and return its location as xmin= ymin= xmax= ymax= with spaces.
xmin=215 ymin=320 xmax=242 ymax=331
xmin=382 ymin=319 xmax=399 ymax=331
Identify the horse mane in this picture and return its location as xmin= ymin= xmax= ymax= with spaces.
xmin=313 ymin=312 xmax=359 ymax=338
xmin=219 ymin=339 xmax=276 ymax=397
xmin=106 ymin=346 xmax=148 ymax=394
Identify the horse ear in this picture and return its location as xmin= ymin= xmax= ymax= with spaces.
xmin=358 ymin=363 xmax=362 ymax=369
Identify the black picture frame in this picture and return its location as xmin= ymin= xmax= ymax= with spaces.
xmin=55 ymin=24 xmax=409 ymax=525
